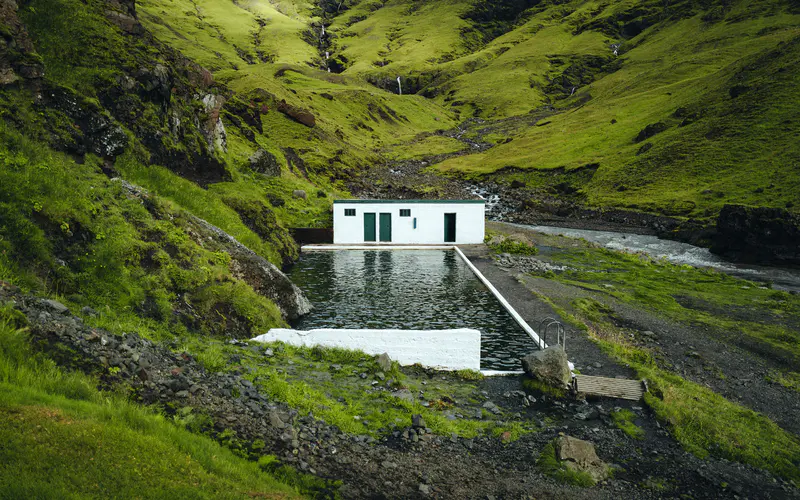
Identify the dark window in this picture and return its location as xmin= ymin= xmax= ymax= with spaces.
xmin=399 ymin=209 xmax=411 ymax=217
xmin=344 ymin=208 xmax=356 ymax=216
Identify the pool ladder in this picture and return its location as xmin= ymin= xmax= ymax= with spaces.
xmin=538 ymin=317 xmax=566 ymax=351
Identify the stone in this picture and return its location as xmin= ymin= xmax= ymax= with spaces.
xmin=43 ymin=299 xmax=68 ymax=314
xmin=520 ymin=346 xmax=571 ymax=388
xmin=418 ymin=483 xmax=430 ymax=495
xmin=269 ymin=410 xmax=286 ymax=429
xmin=412 ymin=414 xmax=426 ymax=429
xmin=277 ymin=100 xmax=316 ymax=127
xmin=554 ymin=436 xmax=610 ymax=483
xmin=376 ymin=352 xmax=393 ymax=372
xmin=292 ymin=189 xmax=307 ymax=200
xmin=482 ymin=401 xmax=502 ymax=415
xmin=248 ymin=149 xmax=281 ymax=177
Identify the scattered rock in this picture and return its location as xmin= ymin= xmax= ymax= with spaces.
xmin=376 ymin=352 xmax=393 ymax=372
xmin=249 ymin=149 xmax=281 ymax=177
xmin=277 ymin=100 xmax=316 ymax=127
xmin=412 ymin=414 xmax=426 ymax=429
xmin=555 ymin=435 xmax=611 ymax=483
xmin=43 ymin=299 xmax=69 ymax=314
xmin=292 ymin=189 xmax=307 ymax=200
xmin=520 ymin=346 xmax=571 ymax=388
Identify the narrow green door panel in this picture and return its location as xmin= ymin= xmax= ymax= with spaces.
xmin=379 ymin=213 xmax=392 ymax=242
xmin=444 ymin=213 xmax=456 ymax=242
xmin=364 ymin=213 xmax=376 ymax=241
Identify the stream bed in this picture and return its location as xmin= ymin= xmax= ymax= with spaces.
xmin=288 ymin=250 xmax=537 ymax=370
xmin=517 ymin=224 xmax=800 ymax=292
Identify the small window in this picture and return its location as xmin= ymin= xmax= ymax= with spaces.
xmin=344 ymin=208 xmax=356 ymax=216
xmin=399 ymin=209 xmax=411 ymax=217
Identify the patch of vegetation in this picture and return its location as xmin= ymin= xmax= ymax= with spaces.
xmin=536 ymin=441 xmax=596 ymax=487
xmin=552 ymin=246 xmax=800 ymax=365
xmin=610 ymin=408 xmax=645 ymax=439
xmin=0 ymin=313 xmax=299 ymax=499
xmin=766 ymin=370 xmax=800 ymax=393
xmin=491 ymin=238 xmax=539 ymax=255
xmin=521 ymin=377 xmax=567 ymax=397
xmin=186 ymin=339 xmax=535 ymax=440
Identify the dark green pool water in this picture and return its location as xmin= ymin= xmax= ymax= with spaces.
xmin=287 ymin=250 xmax=537 ymax=370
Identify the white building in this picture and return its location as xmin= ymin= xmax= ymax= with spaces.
xmin=333 ymin=200 xmax=485 ymax=245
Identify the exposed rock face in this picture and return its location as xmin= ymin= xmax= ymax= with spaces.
xmin=555 ymin=435 xmax=610 ymax=483
xmin=0 ymin=0 xmax=44 ymax=86
xmin=202 ymin=94 xmax=228 ymax=153
xmin=520 ymin=346 xmax=571 ymax=388
xmin=249 ymin=149 xmax=281 ymax=177
xmin=711 ymin=204 xmax=800 ymax=264
xmin=277 ymin=99 xmax=316 ymax=127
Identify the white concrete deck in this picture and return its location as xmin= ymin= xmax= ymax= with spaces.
xmin=252 ymin=328 xmax=481 ymax=371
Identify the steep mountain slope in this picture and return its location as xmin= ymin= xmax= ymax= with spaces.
xmin=137 ymin=0 xmax=800 ymax=232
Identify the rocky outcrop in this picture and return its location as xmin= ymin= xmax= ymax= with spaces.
xmin=521 ymin=346 xmax=571 ymax=388
xmin=0 ymin=0 xmax=44 ymax=86
xmin=711 ymin=204 xmax=800 ymax=264
xmin=554 ymin=435 xmax=610 ymax=483
xmin=249 ymin=149 xmax=281 ymax=177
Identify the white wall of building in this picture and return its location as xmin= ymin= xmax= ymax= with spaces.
xmin=333 ymin=201 xmax=485 ymax=244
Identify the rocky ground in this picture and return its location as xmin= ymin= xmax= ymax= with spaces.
xmin=3 ymin=255 xmax=798 ymax=499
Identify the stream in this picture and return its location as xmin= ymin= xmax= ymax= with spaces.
xmin=513 ymin=224 xmax=800 ymax=292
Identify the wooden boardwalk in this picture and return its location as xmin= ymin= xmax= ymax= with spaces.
xmin=574 ymin=374 xmax=645 ymax=400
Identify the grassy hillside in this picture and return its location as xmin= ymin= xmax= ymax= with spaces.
xmin=0 ymin=314 xmax=300 ymax=499
xmin=134 ymin=0 xmax=799 ymax=223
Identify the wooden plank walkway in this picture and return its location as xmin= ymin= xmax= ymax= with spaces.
xmin=575 ymin=374 xmax=645 ymax=400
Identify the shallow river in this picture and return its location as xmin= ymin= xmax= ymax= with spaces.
xmin=517 ymin=224 xmax=800 ymax=292
xmin=288 ymin=250 xmax=537 ymax=370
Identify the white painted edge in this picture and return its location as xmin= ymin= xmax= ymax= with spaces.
xmin=481 ymin=369 xmax=525 ymax=377
xmin=453 ymin=246 xmax=547 ymax=350
xmin=302 ymin=245 xmax=455 ymax=251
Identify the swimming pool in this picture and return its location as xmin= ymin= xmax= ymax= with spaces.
xmin=287 ymin=249 xmax=537 ymax=370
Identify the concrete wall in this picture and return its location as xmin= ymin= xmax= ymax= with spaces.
xmin=333 ymin=201 xmax=485 ymax=244
xmin=252 ymin=328 xmax=481 ymax=371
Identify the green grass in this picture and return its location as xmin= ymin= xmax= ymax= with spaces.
xmin=0 ymin=313 xmax=299 ymax=499
xmin=610 ymin=408 xmax=645 ymax=439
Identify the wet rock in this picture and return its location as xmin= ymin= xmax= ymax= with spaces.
xmin=554 ymin=435 xmax=610 ymax=483
xmin=711 ymin=204 xmax=800 ymax=265
xmin=521 ymin=346 xmax=571 ymax=388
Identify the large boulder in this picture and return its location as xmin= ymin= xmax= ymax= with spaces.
xmin=521 ymin=346 xmax=571 ymax=388
xmin=555 ymin=435 xmax=610 ymax=483
xmin=277 ymin=100 xmax=316 ymax=127
xmin=711 ymin=204 xmax=800 ymax=265
xmin=248 ymin=149 xmax=281 ymax=177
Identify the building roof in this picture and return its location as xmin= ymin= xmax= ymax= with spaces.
xmin=333 ymin=199 xmax=485 ymax=204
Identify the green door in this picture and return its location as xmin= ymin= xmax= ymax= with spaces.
xmin=363 ymin=213 xmax=376 ymax=242
xmin=444 ymin=213 xmax=456 ymax=243
xmin=379 ymin=213 xmax=392 ymax=242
